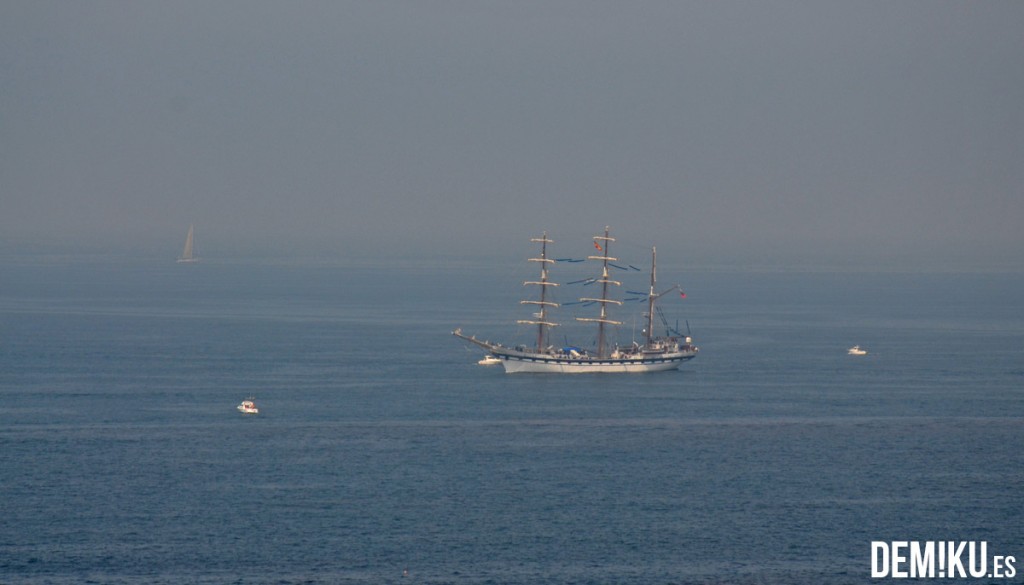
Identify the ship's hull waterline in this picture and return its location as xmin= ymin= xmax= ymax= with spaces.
xmin=495 ymin=352 xmax=696 ymax=374
xmin=453 ymin=330 xmax=697 ymax=374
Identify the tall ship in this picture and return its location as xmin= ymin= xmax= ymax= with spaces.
xmin=453 ymin=227 xmax=698 ymax=373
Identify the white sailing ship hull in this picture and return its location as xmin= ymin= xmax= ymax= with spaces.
xmin=496 ymin=352 xmax=695 ymax=374
xmin=453 ymin=333 xmax=698 ymax=374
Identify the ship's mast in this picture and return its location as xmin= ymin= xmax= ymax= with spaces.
xmin=577 ymin=226 xmax=622 ymax=357
xmin=645 ymin=247 xmax=657 ymax=348
xmin=518 ymin=233 xmax=559 ymax=352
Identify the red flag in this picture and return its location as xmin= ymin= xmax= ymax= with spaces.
xmin=680 ymin=291 xmax=687 ymax=299
xmin=593 ymin=241 xmax=602 ymax=251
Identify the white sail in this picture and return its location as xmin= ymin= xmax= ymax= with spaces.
xmin=177 ymin=224 xmax=200 ymax=263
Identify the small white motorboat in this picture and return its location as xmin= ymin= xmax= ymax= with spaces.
xmin=848 ymin=345 xmax=867 ymax=356
xmin=478 ymin=355 xmax=502 ymax=366
xmin=237 ymin=399 xmax=259 ymax=414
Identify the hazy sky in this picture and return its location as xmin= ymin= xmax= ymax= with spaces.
xmin=2 ymin=1 xmax=1022 ymax=268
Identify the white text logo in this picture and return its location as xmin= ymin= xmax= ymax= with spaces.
xmin=872 ymin=541 xmax=1016 ymax=579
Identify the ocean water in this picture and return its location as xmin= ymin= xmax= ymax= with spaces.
xmin=1 ymin=258 xmax=1022 ymax=584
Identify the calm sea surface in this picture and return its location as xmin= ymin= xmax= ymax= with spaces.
xmin=1 ymin=258 xmax=1022 ymax=584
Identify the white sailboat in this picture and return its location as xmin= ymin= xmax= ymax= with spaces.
xmin=453 ymin=227 xmax=698 ymax=373
xmin=177 ymin=224 xmax=200 ymax=263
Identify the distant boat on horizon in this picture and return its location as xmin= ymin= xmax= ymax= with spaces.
xmin=177 ymin=224 xmax=200 ymax=264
